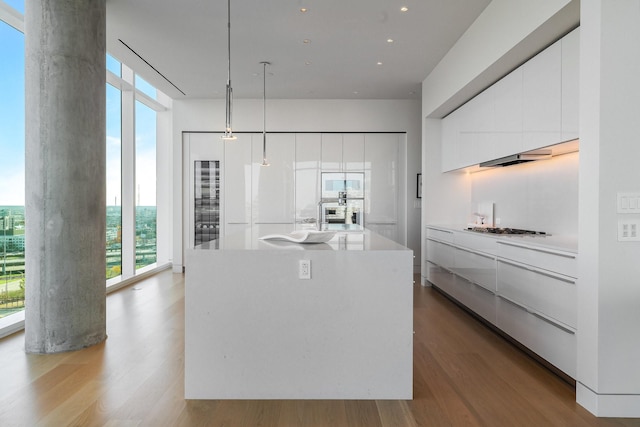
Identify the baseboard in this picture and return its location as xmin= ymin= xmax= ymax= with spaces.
xmin=577 ymin=382 xmax=640 ymax=418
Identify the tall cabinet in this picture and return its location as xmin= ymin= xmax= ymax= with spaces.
xmin=184 ymin=131 xmax=406 ymax=246
xmin=365 ymin=133 xmax=401 ymax=242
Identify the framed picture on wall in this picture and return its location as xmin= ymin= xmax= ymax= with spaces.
xmin=417 ymin=173 xmax=422 ymax=199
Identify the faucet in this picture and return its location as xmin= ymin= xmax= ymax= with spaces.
xmin=317 ymin=201 xmax=325 ymax=231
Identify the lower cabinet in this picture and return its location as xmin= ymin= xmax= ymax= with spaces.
xmin=496 ymin=295 xmax=576 ymax=378
xmin=425 ymin=227 xmax=577 ymax=379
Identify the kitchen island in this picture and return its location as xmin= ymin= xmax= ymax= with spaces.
xmin=185 ymin=225 xmax=413 ymax=400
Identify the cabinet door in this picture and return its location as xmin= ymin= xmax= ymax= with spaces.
xmin=467 ymin=89 xmax=494 ymax=165
xmin=295 ymin=133 xmax=321 ymax=223
xmin=321 ymin=133 xmax=342 ymax=171
xmin=252 ymin=133 xmax=295 ymax=223
xmin=523 ymin=40 xmax=562 ymax=151
xmin=364 ymin=134 xmax=398 ymax=224
xmin=561 ymin=28 xmax=579 ymax=142
xmin=492 ymin=67 xmax=524 ymax=158
xmin=441 ymin=112 xmax=460 ymax=172
xmin=455 ymin=101 xmax=476 ymax=169
xmin=343 ymin=133 xmax=365 ymax=172
xmin=224 ymin=133 xmax=252 ymax=225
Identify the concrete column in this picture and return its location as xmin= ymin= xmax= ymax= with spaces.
xmin=24 ymin=0 xmax=107 ymax=353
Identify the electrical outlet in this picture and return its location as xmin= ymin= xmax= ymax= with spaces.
xmin=618 ymin=220 xmax=640 ymax=241
xmin=299 ymin=259 xmax=311 ymax=279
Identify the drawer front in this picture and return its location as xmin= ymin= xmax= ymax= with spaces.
xmin=431 ymin=272 xmax=497 ymax=326
xmin=455 ymin=232 xmax=498 ymax=255
xmin=426 ymin=238 xmax=455 ymax=271
xmin=426 ymin=227 xmax=454 ymax=243
xmin=426 ymin=261 xmax=455 ymax=291
xmin=454 ymin=246 xmax=497 ymax=292
xmin=497 ymin=240 xmax=577 ymax=277
xmin=497 ymin=259 xmax=576 ymax=329
xmin=497 ymin=295 xmax=576 ymax=378
xmin=451 ymin=276 xmax=497 ymax=326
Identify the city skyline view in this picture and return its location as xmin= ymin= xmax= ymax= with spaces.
xmin=1 ymin=0 xmax=160 ymax=320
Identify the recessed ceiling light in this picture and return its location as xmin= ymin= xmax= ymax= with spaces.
xmin=400 ymin=6 xmax=408 ymax=12
xmin=377 ymin=61 xmax=383 ymax=65
xmin=300 ymin=8 xmax=308 ymax=13
xmin=353 ymin=91 xmax=359 ymax=95
xmin=303 ymin=39 xmax=311 ymax=44
xmin=387 ymin=39 xmax=394 ymax=43
xmin=305 ymin=61 xmax=312 ymax=65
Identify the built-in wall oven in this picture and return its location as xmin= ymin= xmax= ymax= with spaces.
xmin=320 ymin=172 xmax=364 ymax=227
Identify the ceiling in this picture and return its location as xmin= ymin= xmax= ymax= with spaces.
xmin=105 ymin=0 xmax=492 ymax=100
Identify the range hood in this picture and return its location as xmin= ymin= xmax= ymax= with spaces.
xmin=479 ymin=149 xmax=552 ymax=168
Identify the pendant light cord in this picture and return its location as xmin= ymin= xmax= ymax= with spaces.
xmin=222 ymin=0 xmax=235 ymax=139
xmin=261 ymin=61 xmax=270 ymax=166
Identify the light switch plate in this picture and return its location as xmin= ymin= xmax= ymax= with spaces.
xmin=617 ymin=192 xmax=640 ymax=213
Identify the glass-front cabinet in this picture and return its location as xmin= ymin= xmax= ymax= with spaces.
xmin=194 ymin=160 xmax=220 ymax=246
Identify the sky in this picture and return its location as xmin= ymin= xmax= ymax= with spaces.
xmin=1 ymin=3 xmax=157 ymax=207
xmin=0 ymin=18 xmax=25 ymax=206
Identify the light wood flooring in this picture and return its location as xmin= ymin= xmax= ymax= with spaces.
xmin=0 ymin=269 xmax=639 ymax=426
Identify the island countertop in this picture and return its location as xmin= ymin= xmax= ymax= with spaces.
xmin=196 ymin=224 xmax=409 ymax=251
xmin=185 ymin=223 xmax=414 ymax=400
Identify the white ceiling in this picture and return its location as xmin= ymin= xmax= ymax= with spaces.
xmin=106 ymin=0 xmax=492 ymax=100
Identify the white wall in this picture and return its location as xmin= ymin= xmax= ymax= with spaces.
xmin=576 ymin=0 xmax=640 ymax=417
xmin=470 ymin=152 xmax=579 ymax=235
xmin=171 ymin=99 xmax=422 ymax=272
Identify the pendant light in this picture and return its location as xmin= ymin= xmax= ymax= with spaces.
xmin=221 ymin=0 xmax=237 ymax=140
xmin=260 ymin=61 xmax=271 ymax=167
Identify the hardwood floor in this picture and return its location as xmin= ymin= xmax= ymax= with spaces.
xmin=0 ymin=270 xmax=639 ymax=426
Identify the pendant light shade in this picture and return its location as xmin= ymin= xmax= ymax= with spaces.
xmin=221 ymin=0 xmax=236 ymax=140
xmin=261 ymin=61 xmax=271 ymax=167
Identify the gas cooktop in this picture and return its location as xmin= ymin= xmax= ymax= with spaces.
xmin=466 ymin=227 xmax=547 ymax=235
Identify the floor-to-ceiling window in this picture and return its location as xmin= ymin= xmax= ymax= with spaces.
xmin=0 ymin=5 xmax=25 ymax=320
xmin=0 ymin=1 xmax=168 ymax=333
xmin=106 ymin=54 xmax=122 ymax=279
xmin=135 ymin=91 xmax=157 ymax=270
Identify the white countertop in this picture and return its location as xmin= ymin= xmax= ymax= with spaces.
xmin=427 ymin=224 xmax=578 ymax=254
xmin=196 ymin=224 xmax=410 ymax=252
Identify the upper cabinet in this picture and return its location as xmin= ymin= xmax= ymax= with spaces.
xmin=561 ymin=28 xmax=580 ymax=141
xmin=492 ymin=67 xmax=524 ymax=159
xmin=321 ymin=133 xmax=365 ymax=172
xmin=441 ymin=28 xmax=579 ymax=172
xmin=522 ymin=39 xmax=562 ymax=151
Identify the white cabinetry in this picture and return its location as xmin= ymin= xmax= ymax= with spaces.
xmin=343 ymin=133 xmax=365 ymax=171
xmin=224 ymin=133 xmax=253 ymax=227
xmin=522 ymin=39 xmax=562 ymax=151
xmin=441 ymin=112 xmax=460 ymax=172
xmin=441 ymin=29 xmax=579 ymax=172
xmin=295 ymin=133 xmax=321 ymax=223
xmin=365 ymin=134 xmax=399 ymax=241
xmin=425 ymin=226 xmax=578 ymax=378
xmin=561 ymin=28 xmax=580 ymax=141
xmin=252 ymin=133 xmax=295 ymax=224
xmin=492 ymin=67 xmax=524 ymax=159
